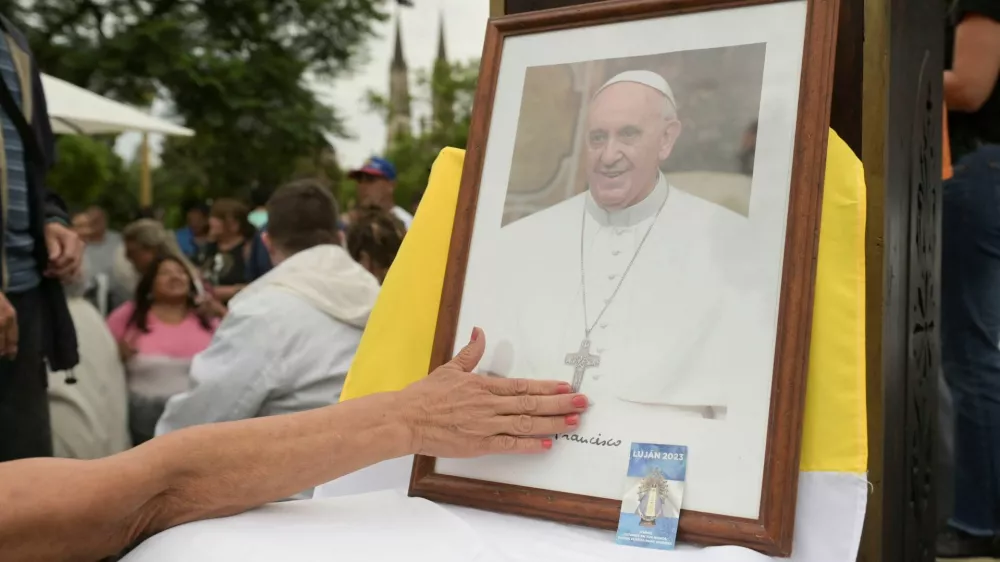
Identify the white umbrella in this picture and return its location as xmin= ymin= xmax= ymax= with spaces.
xmin=41 ymin=74 xmax=193 ymax=137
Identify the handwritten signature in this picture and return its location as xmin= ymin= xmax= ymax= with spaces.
xmin=553 ymin=432 xmax=623 ymax=448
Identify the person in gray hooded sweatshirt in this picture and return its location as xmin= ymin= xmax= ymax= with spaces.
xmin=155 ymin=179 xmax=381 ymax=498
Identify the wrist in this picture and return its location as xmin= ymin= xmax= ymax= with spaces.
xmin=382 ymin=390 xmax=422 ymax=457
xmin=45 ymin=217 xmax=68 ymax=227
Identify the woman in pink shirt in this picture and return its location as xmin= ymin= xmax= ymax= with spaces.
xmin=107 ymin=254 xmax=218 ymax=444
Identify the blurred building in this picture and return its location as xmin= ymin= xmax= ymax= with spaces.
xmin=386 ymin=12 xmax=449 ymax=150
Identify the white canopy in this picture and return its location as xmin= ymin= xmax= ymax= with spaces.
xmin=41 ymin=74 xmax=193 ymax=137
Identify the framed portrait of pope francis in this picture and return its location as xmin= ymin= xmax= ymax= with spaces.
xmin=409 ymin=0 xmax=840 ymax=555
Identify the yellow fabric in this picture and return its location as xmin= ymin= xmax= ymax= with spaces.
xmin=798 ymin=131 xmax=868 ymax=472
xmin=342 ymin=132 xmax=867 ymax=473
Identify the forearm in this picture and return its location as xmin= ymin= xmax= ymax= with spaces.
xmin=945 ymin=69 xmax=984 ymax=112
xmin=0 ymin=392 xmax=413 ymax=561
xmin=0 ymin=454 xmax=168 ymax=562
xmin=946 ymin=16 xmax=1000 ymax=113
xmin=145 ymin=391 xmax=413 ymax=533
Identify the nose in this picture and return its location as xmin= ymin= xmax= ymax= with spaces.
xmin=599 ymin=139 xmax=623 ymax=167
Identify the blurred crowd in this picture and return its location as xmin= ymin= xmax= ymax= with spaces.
xmin=48 ymin=157 xmax=412 ymax=472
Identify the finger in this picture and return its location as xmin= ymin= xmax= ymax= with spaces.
xmin=483 ymin=435 xmax=555 ymax=454
xmin=485 ymin=377 xmax=572 ymax=397
xmin=492 ymin=393 xmax=588 ymax=416
xmin=497 ymin=413 xmax=580 ymax=436
xmin=444 ymin=326 xmax=485 ymax=373
xmin=46 ymin=232 xmax=62 ymax=262
xmin=48 ymin=262 xmax=76 ymax=280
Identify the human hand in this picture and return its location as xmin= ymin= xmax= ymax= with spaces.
xmin=44 ymin=222 xmax=84 ymax=281
xmin=400 ymin=327 xmax=588 ymax=458
xmin=0 ymin=292 xmax=17 ymax=359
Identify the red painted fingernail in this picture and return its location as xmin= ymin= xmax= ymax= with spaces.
xmin=572 ymin=395 xmax=588 ymax=408
xmin=542 ymin=439 xmax=553 ymax=450
xmin=556 ymin=383 xmax=571 ymax=394
xmin=470 ymin=327 xmax=479 ymax=342
xmin=566 ymin=414 xmax=580 ymax=426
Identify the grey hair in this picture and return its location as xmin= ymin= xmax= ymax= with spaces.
xmin=659 ymin=94 xmax=678 ymax=121
xmin=123 ymin=219 xmax=178 ymax=253
xmin=121 ymin=218 xmax=199 ymax=279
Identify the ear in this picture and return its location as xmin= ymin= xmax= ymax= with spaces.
xmin=658 ymin=119 xmax=683 ymax=162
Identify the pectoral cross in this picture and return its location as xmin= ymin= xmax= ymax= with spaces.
xmin=565 ymin=339 xmax=601 ymax=392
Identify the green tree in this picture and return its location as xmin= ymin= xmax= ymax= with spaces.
xmin=5 ymin=0 xmax=391 ymax=204
xmin=46 ymin=135 xmax=118 ymax=212
xmin=45 ymin=135 xmax=140 ymax=226
xmin=360 ymin=59 xmax=479 ymax=212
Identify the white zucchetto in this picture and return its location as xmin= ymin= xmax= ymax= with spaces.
xmin=593 ymin=70 xmax=677 ymax=111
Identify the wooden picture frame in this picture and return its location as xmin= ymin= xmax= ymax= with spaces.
xmin=409 ymin=0 xmax=840 ymax=555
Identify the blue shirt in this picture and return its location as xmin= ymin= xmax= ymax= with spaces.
xmin=0 ymin=37 xmax=37 ymax=293
xmin=175 ymin=226 xmax=200 ymax=259
xmin=246 ymin=229 xmax=273 ymax=282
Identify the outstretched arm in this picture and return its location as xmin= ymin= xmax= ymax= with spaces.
xmin=0 ymin=391 xmax=411 ymax=562
xmin=0 ymin=328 xmax=587 ymax=562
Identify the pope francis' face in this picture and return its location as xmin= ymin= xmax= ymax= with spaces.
xmin=584 ymin=82 xmax=681 ymax=210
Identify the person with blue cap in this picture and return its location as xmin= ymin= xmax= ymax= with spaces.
xmin=347 ymin=156 xmax=414 ymax=229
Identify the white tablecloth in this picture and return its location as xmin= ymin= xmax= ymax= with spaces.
xmin=124 ymin=456 xmax=866 ymax=562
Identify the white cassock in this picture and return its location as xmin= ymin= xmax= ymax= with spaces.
xmin=475 ymin=174 xmax=754 ymax=420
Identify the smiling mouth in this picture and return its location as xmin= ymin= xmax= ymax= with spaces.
xmin=600 ymin=170 xmax=627 ymax=179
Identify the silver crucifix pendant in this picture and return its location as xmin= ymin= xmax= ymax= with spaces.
xmin=565 ymin=338 xmax=601 ymax=392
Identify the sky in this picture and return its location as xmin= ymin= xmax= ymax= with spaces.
xmin=115 ymin=0 xmax=490 ymax=170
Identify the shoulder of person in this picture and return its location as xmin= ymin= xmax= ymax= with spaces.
xmin=222 ymin=289 xmax=359 ymax=361
xmin=107 ymin=300 xmax=136 ymax=321
xmin=226 ymin=286 xmax=323 ymax=324
xmin=498 ymin=191 xmax=587 ymax=242
xmin=665 ymin=185 xmax=749 ymax=238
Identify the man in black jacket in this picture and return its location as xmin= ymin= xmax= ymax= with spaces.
xmin=0 ymin=16 xmax=82 ymax=461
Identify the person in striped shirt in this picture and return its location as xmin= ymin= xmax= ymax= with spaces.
xmin=0 ymin=16 xmax=83 ymax=462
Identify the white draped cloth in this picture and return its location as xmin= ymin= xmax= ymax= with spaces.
xmin=122 ymin=456 xmax=866 ymax=562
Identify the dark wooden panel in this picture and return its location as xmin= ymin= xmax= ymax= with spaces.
xmin=877 ymin=0 xmax=944 ymax=559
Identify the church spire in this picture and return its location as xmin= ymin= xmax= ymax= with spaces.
xmin=435 ymin=11 xmax=447 ymax=63
xmin=391 ymin=16 xmax=406 ymax=71
xmin=386 ymin=12 xmax=411 ymax=149
xmin=431 ymin=11 xmax=453 ymax=129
